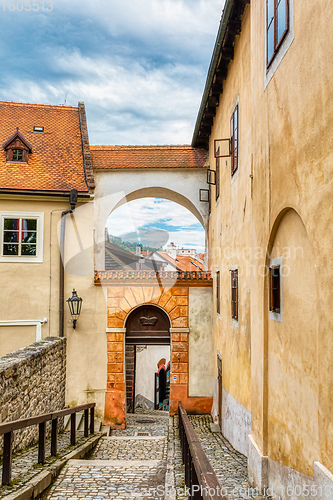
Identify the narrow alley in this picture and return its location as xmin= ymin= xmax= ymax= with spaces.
xmin=40 ymin=411 xmax=271 ymax=500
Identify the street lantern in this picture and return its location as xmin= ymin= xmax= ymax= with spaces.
xmin=66 ymin=289 xmax=82 ymax=329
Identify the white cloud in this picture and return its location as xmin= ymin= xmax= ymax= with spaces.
xmin=0 ymin=0 xmax=224 ymax=144
xmin=106 ymin=198 xmax=205 ymax=251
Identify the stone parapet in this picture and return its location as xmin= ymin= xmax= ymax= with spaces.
xmin=0 ymin=337 xmax=66 ymax=456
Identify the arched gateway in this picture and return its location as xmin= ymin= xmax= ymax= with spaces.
xmin=91 ymin=144 xmax=214 ymax=428
xmin=125 ymin=305 xmax=171 ymax=412
xmin=95 ymin=270 xmax=214 ymax=428
xmin=90 ymin=145 xmax=210 ymax=270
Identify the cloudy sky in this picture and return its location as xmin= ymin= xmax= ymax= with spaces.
xmin=106 ymin=198 xmax=205 ymax=252
xmin=0 ymin=0 xmax=223 ymax=145
xmin=1 ymin=0 xmax=222 ymax=250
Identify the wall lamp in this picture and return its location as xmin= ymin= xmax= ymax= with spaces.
xmin=66 ymin=289 xmax=83 ymax=329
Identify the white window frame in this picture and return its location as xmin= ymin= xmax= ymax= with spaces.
xmin=0 ymin=212 xmax=44 ymax=263
xmin=269 ymin=256 xmax=283 ymax=322
xmin=265 ymin=0 xmax=294 ymax=88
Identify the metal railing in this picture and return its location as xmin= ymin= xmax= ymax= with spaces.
xmin=0 ymin=403 xmax=96 ymax=486
xmin=178 ymin=402 xmax=228 ymax=500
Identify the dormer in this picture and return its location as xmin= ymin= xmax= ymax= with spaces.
xmin=2 ymin=128 xmax=32 ymax=163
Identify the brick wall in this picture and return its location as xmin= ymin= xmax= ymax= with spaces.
xmin=0 ymin=337 xmax=66 ymax=456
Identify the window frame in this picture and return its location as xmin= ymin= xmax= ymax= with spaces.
xmin=269 ymin=256 xmax=283 ymax=321
xmin=265 ymin=0 xmax=294 ymax=87
xmin=266 ymin=0 xmax=290 ymax=68
xmin=0 ymin=212 xmax=44 ymax=263
xmin=230 ymin=268 xmax=238 ymax=322
xmin=216 ymin=270 xmax=220 ymax=315
xmin=215 ymin=146 xmax=220 ymax=201
xmin=230 ymin=104 xmax=239 ymax=178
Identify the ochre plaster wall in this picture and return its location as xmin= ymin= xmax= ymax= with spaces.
xmin=0 ymin=198 xmax=107 ymax=420
xmin=208 ymin=5 xmax=252 ymax=432
xmin=208 ymin=0 xmax=333 ymax=481
xmin=267 ymin=209 xmax=318 ymax=476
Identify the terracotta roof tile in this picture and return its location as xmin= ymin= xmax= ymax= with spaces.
xmin=0 ymin=101 xmax=90 ymax=193
xmin=90 ymin=145 xmax=208 ymax=170
xmin=95 ymin=270 xmax=212 ymax=284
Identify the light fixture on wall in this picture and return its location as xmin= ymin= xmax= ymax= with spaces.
xmin=66 ymin=289 xmax=82 ymax=329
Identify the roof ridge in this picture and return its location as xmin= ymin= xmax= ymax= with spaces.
xmin=90 ymin=144 xmax=194 ymax=150
xmin=0 ymin=101 xmax=78 ymax=110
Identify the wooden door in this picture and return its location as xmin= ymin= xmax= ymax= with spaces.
xmin=217 ymin=356 xmax=222 ymax=430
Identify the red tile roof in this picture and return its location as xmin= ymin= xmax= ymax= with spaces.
xmin=155 ymin=251 xmax=204 ymax=272
xmin=175 ymin=255 xmax=204 ymax=272
xmin=90 ymin=145 xmax=208 ymax=170
xmin=0 ymin=101 xmax=92 ymax=193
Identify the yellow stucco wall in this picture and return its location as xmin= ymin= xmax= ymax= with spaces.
xmin=209 ymin=4 xmax=252 ymax=419
xmin=0 ymin=197 xmax=107 ymax=419
xmin=208 ymin=0 xmax=333 ymax=476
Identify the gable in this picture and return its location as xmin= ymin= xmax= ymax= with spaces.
xmin=0 ymin=101 xmax=93 ymax=194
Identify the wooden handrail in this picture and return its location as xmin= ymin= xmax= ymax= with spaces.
xmin=0 ymin=403 xmax=95 ymax=435
xmin=178 ymin=402 xmax=229 ymax=500
xmin=1 ymin=403 xmax=96 ymax=486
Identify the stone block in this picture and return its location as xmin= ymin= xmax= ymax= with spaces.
xmin=107 ymin=363 xmax=123 ymax=373
xmin=172 ymin=316 xmax=188 ymax=328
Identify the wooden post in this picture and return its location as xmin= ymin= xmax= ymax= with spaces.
xmin=84 ymin=409 xmax=89 ymax=438
xmin=2 ymin=431 xmax=13 ymax=486
xmin=90 ymin=406 xmax=94 ymax=434
xmin=70 ymin=413 xmax=76 ymax=446
xmin=38 ymin=421 xmax=46 ymax=464
xmin=51 ymin=418 xmax=58 ymax=456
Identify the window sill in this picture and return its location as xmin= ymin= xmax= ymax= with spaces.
xmin=231 ymin=168 xmax=239 ymax=185
xmin=0 ymin=256 xmax=43 ymax=263
xmin=6 ymin=161 xmax=28 ymax=165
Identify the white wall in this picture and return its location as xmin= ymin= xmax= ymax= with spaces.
xmin=188 ymin=287 xmax=214 ymax=397
xmin=135 ymin=345 xmax=170 ymax=406
xmin=93 ymin=170 xmax=209 ymax=269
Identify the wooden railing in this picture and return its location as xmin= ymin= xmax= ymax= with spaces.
xmin=0 ymin=403 xmax=96 ymax=486
xmin=178 ymin=402 xmax=228 ymax=500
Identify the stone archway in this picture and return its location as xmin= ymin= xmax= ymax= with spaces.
xmin=125 ymin=304 xmax=171 ymax=412
xmin=97 ymin=271 xmax=213 ymax=428
xmin=93 ymin=168 xmax=209 ymax=270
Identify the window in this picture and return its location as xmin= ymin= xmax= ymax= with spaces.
xmin=215 ymin=149 xmax=220 ymax=201
xmin=33 ymin=126 xmax=44 ymax=133
xmin=12 ymin=149 xmax=23 ymax=161
xmin=269 ymin=257 xmax=283 ymax=321
xmin=216 ymin=271 xmax=220 ymax=314
xmin=230 ymin=105 xmax=238 ymax=177
xmin=267 ymin=0 xmax=289 ymax=67
xmin=270 ymin=266 xmax=281 ymax=313
xmin=231 ymin=269 xmax=238 ymax=321
xmin=0 ymin=212 xmax=44 ymax=262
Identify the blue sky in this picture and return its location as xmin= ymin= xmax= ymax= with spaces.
xmin=106 ymin=198 xmax=205 ymax=253
xmin=1 ymin=0 xmax=222 ymax=250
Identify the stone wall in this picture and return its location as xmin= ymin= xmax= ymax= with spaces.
xmin=0 ymin=337 xmax=66 ymax=456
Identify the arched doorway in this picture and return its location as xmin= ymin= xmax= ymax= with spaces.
xmin=125 ymin=305 xmax=171 ymax=412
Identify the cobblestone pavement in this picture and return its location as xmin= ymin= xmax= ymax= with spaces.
xmin=44 ymin=411 xmax=179 ymax=500
xmin=188 ymin=415 xmax=271 ymax=500
xmin=0 ymin=431 xmax=92 ymax=498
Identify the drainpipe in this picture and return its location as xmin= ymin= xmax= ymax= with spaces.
xmin=59 ymin=189 xmax=78 ymax=337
